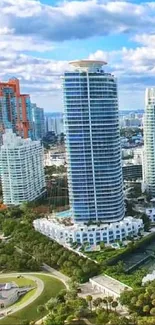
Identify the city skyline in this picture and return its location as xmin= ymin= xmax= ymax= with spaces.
xmin=0 ymin=0 xmax=155 ymax=111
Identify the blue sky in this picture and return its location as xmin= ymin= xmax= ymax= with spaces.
xmin=1 ymin=0 xmax=155 ymax=111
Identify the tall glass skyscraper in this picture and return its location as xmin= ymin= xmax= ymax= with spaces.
xmin=143 ymin=88 xmax=155 ymax=196
xmin=0 ymin=78 xmax=34 ymax=143
xmin=63 ymin=60 xmax=124 ymax=223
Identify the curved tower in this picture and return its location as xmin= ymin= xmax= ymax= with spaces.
xmin=143 ymin=88 xmax=155 ymax=196
xmin=63 ymin=60 xmax=124 ymax=223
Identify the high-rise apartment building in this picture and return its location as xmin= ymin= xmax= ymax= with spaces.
xmin=143 ymin=88 xmax=155 ymax=196
xmin=63 ymin=60 xmax=125 ymax=223
xmin=0 ymin=78 xmax=34 ymax=143
xmin=32 ymin=103 xmax=45 ymax=140
xmin=0 ymin=130 xmax=45 ymax=206
xmin=34 ymin=60 xmax=143 ymax=246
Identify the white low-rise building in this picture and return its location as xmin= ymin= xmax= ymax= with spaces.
xmin=44 ymin=150 xmax=66 ymax=167
xmin=33 ymin=215 xmax=143 ymax=246
xmin=146 ymin=207 xmax=155 ymax=222
xmin=90 ymin=275 xmax=131 ymax=298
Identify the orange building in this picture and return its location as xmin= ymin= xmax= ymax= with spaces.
xmin=0 ymin=78 xmax=34 ymax=141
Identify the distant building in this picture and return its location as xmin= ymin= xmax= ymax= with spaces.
xmin=120 ymin=113 xmax=143 ymax=128
xmin=143 ymin=88 xmax=155 ymax=196
xmin=122 ymin=147 xmax=143 ymax=181
xmin=32 ymin=103 xmax=45 ymax=140
xmin=44 ymin=150 xmax=66 ymax=167
xmin=123 ymin=165 xmax=142 ymax=181
xmin=0 ymin=78 xmax=34 ymax=143
xmin=0 ymin=130 xmax=46 ymax=206
xmin=45 ymin=116 xmax=64 ymax=135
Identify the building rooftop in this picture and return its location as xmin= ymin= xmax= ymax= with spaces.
xmin=69 ymin=60 xmax=107 ymax=71
xmin=0 ymin=288 xmax=18 ymax=301
xmin=90 ymin=275 xmax=131 ymax=295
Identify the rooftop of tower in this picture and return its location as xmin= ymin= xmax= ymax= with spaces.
xmin=69 ymin=59 xmax=107 ymax=71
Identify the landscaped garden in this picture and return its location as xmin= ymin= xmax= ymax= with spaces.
xmin=0 ymin=274 xmax=65 ymax=325
xmin=0 ymin=275 xmax=37 ymax=309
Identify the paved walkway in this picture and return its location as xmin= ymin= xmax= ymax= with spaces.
xmin=0 ymin=273 xmax=44 ymax=320
xmin=42 ymin=263 xmax=70 ymax=288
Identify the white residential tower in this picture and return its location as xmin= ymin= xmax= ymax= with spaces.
xmin=0 ymin=130 xmax=46 ymax=205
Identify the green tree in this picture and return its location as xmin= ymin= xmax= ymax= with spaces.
xmin=46 ymin=297 xmax=58 ymax=311
xmin=131 ymin=296 xmax=137 ymax=305
xmin=86 ymin=295 xmax=93 ymax=310
xmin=95 ymin=310 xmax=109 ymax=325
xmin=111 ymin=300 xmax=118 ymax=311
xmin=100 ymin=241 xmax=105 ymax=250
xmin=143 ymin=305 xmax=150 ymax=314
xmin=65 ymin=314 xmax=75 ymax=324
xmin=136 ymin=300 xmax=143 ymax=308
xmin=37 ymin=305 xmax=45 ymax=313
xmin=150 ymin=307 xmax=155 ymax=316
xmin=141 ymin=214 xmax=151 ymax=231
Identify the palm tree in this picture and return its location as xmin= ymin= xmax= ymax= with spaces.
xmin=111 ymin=300 xmax=118 ymax=312
xmin=93 ymin=297 xmax=102 ymax=308
xmin=107 ymin=296 xmax=113 ymax=311
xmin=102 ymin=297 xmax=108 ymax=312
xmin=86 ymin=295 xmax=93 ymax=310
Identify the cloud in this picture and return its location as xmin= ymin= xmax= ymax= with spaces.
xmin=89 ymin=36 xmax=155 ymax=100
xmin=0 ymin=52 xmax=69 ymax=98
xmin=1 ymin=0 xmax=155 ymax=42
xmin=1 ymin=0 xmax=155 ymax=110
xmin=0 ymin=34 xmax=54 ymax=53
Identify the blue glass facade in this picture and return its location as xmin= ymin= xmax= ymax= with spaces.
xmin=144 ymin=88 xmax=155 ymax=196
xmin=32 ymin=104 xmax=45 ymax=140
xmin=63 ymin=62 xmax=124 ymax=223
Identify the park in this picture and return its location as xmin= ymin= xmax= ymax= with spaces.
xmin=0 ymin=272 xmax=65 ymax=325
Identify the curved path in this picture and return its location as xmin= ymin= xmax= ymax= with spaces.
xmin=0 ymin=273 xmax=44 ymax=320
xmin=0 ymin=271 xmax=67 ymax=321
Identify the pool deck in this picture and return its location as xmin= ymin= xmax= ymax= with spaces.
xmin=56 ymin=210 xmax=72 ymax=218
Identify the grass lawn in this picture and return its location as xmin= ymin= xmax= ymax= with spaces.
xmin=0 ymin=274 xmax=65 ymax=325
xmin=0 ymin=276 xmax=35 ymax=287
xmin=13 ymin=288 xmax=36 ymax=308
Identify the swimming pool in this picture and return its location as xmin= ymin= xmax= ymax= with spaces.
xmin=56 ymin=210 xmax=72 ymax=218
